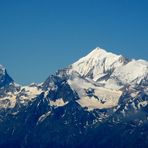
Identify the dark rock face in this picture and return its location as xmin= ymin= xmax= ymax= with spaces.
xmin=42 ymin=70 xmax=79 ymax=103
xmin=0 ymin=67 xmax=13 ymax=87
xmin=0 ymin=68 xmax=19 ymax=99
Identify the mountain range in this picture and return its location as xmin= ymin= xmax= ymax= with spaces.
xmin=0 ymin=47 xmax=148 ymax=148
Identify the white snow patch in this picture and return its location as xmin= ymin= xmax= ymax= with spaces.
xmin=138 ymin=101 xmax=148 ymax=108
xmin=68 ymin=76 xmax=122 ymax=110
xmin=50 ymin=98 xmax=68 ymax=107
xmin=20 ymin=85 xmax=42 ymax=100
xmin=0 ymin=94 xmax=16 ymax=108
xmin=112 ymin=59 xmax=148 ymax=85
xmin=37 ymin=111 xmax=51 ymax=124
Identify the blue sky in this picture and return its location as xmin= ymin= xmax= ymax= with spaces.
xmin=0 ymin=0 xmax=148 ymax=84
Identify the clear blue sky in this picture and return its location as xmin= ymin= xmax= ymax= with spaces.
xmin=0 ymin=0 xmax=148 ymax=85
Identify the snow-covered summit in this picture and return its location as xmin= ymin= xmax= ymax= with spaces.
xmin=71 ymin=47 xmax=148 ymax=88
xmin=72 ymin=47 xmax=128 ymax=81
xmin=81 ymin=47 xmax=119 ymax=58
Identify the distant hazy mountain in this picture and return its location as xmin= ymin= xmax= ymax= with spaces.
xmin=0 ymin=47 xmax=148 ymax=148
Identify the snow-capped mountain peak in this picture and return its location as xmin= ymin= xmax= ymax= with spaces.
xmin=71 ymin=47 xmax=148 ymax=90
xmin=81 ymin=47 xmax=118 ymax=58
xmin=85 ymin=47 xmax=108 ymax=57
xmin=71 ymin=47 xmax=128 ymax=82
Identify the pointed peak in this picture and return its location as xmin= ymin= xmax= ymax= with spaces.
xmin=94 ymin=47 xmax=106 ymax=51
xmin=0 ymin=65 xmax=14 ymax=88
xmin=85 ymin=47 xmax=119 ymax=59
xmin=89 ymin=47 xmax=107 ymax=54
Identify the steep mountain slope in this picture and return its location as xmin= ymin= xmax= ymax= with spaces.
xmin=0 ymin=47 xmax=148 ymax=148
